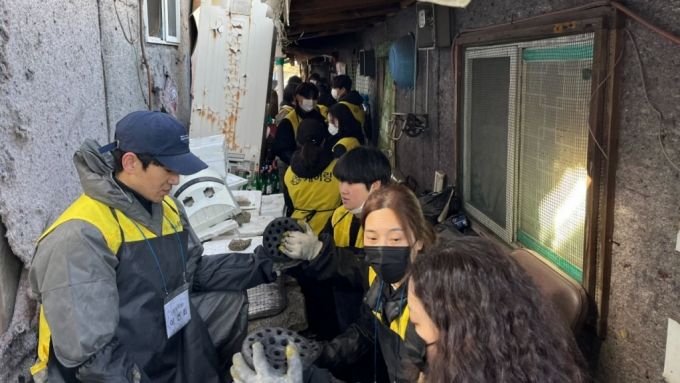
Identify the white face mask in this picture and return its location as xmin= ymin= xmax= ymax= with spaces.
xmin=349 ymin=201 xmax=365 ymax=215
xmin=300 ymin=99 xmax=315 ymax=112
xmin=328 ymin=123 xmax=339 ymax=136
xmin=310 ymin=80 xmax=317 ymax=85
xmin=331 ymin=89 xmax=339 ymax=100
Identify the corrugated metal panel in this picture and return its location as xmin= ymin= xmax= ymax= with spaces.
xmin=190 ymin=0 xmax=275 ymax=166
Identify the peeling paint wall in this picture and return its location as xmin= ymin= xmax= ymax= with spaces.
xmin=354 ymin=1 xmax=680 ymax=382
xmin=0 ymin=0 xmax=193 ymax=380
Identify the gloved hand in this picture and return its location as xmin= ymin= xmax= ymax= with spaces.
xmin=279 ymin=221 xmax=322 ymax=261
xmin=231 ymin=342 xmax=303 ymax=383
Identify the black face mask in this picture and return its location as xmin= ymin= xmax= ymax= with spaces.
xmin=364 ymin=246 xmax=411 ymax=284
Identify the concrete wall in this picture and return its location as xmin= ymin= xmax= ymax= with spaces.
xmin=0 ymin=0 xmax=193 ymax=380
xmin=99 ymin=0 xmax=193 ymax=133
xmin=355 ymin=1 xmax=680 ymax=382
xmin=351 ymin=6 xmax=456 ymax=193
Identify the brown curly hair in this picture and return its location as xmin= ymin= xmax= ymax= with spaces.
xmin=410 ymin=237 xmax=590 ymax=383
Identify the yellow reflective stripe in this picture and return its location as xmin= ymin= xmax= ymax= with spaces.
xmin=30 ymin=306 xmax=51 ymax=375
xmin=372 ymin=304 xmax=410 ymax=340
xmin=392 ymin=305 xmax=410 ymax=340
xmin=368 ymin=266 xmax=377 ymax=286
xmin=37 ymin=194 xmax=123 ymax=254
xmin=113 ymin=199 xmax=183 ymax=242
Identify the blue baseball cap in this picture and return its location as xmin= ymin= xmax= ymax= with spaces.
xmin=99 ymin=111 xmax=208 ymax=175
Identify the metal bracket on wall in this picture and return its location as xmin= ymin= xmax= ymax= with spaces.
xmin=388 ymin=112 xmax=429 ymax=141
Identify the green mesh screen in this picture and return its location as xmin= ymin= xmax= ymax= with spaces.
xmin=461 ymin=34 xmax=594 ymax=281
xmin=517 ymin=41 xmax=593 ymax=282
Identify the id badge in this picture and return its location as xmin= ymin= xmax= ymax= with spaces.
xmin=163 ymin=284 xmax=191 ymax=338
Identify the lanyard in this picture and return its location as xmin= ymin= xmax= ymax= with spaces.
xmin=373 ymin=281 xmax=406 ymax=383
xmin=129 ymin=216 xmax=187 ymax=295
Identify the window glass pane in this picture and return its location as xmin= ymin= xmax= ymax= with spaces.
xmin=517 ymin=40 xmax=593 ymax=281
xmin=167 ymin=0 xmax=177 ymax=38
xmin=147 ymin=0 xmax=163 ymax=38
xmin=468 ymin=57 xmax=510 ymax=228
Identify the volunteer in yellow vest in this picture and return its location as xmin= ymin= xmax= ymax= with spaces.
xmin=282 ymin=185 xmax=438 ymax=383
xmin=326 ymin=102 xmax=364 ymax=159
xmin=273 ymin=82 xmax=297 ymax=127
xmin=283 ymin=118 xmax=340 ymax=235
xmin=331 ymin=75 xmax=367 ymax=139
xmin=316 ymin=77 xmax=337 ymax=109
xmin=281 ymin=147 xmax=392 ymax=383
xmin=273 ymin=82 xmax=327 ymax=166
xmin=28 ymin=111 xmax=278 ymax=383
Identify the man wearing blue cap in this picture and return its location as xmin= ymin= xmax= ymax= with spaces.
xmin=29 ymin=111 xmax=278 ymax=383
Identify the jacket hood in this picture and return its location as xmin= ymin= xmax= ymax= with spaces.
xmin=339 ymin=90 xmax=364 ymax=106
xmin=289 ymin=149 xmax=334 ymax=179
xmin=74 ymin=139 xmax=161 ymax=227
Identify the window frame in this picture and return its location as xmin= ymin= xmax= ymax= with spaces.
xmin=143 ymin=0 xmax=181 ymax=46
xmin=452 ymin=6 xmax=625 ymax=338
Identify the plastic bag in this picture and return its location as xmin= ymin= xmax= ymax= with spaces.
xmin=419 ymin=188 xmax=459 ymax=225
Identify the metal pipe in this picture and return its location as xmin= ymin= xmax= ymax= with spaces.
xmin=276 ymin=57 xmax=285 ymax=107
xmin=425 ymin=49 xmax=429 ymax=113
xmin=138 ymin=0 xmax=152 ymax=110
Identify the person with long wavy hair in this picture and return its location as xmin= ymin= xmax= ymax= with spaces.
xmin=408 ymin=237 xmax=590 ymax=383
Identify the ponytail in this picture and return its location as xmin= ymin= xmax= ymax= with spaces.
xmin=300 ymin=139 xmax=324 ymax=169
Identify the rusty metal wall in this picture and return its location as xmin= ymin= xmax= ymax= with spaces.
xmin=190 ymin=0 xmax=275 ymax=168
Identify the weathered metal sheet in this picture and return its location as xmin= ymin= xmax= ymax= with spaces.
xmin=191 ymin=0 xmax=275 ymax=166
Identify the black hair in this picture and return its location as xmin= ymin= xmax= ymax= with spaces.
xmin=309 ymin=73 xmax=321 ymax=81
xmin=295 ymin=82 xmax=319 ymax=100
xmin=331 ymin=75 xmax=352 ymax=91
xmin=287 ymin=76 xmax=302 ymax=85
xmin=112 ymin=149 xmax=162 ymax=175
xmin=317 ymin=78 xmax=331 ymax=96
xmin=333 ymin=146 xmax=391 ymax=190
xmin=410 ymin=238 xmax=589 ymax=383
xmin=328 ymin=103 xmax=364 ymax=144
xmin=282 ymin=82 xmax=297 ymax=104
xmin=297 ymin=119 xmax=328 ymax=169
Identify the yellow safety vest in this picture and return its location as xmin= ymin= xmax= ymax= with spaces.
xmin=339 ymin=100 xmax=366 ymax=138
xmin=368 ymin=267 xmax=410 ymax=340
xmin=332 ymin=137 xmax=361 ymax=158
xmin=284 ymin=161 xmax=340 ymax=236
xmin=284 ymin=107 xmax=328 ymax=137
xmin=31 ymin=195 xmax=183 ymax=376
xmin=318 ymin=104 xmax=329 ymax=122
xmin=331 ymin=206 xmax=363 ymax=248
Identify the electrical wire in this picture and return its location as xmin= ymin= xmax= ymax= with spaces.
xmin=586 ymin=39 xmax=626 ymax=161
xmin=624 ymin=27 xmax=680 ymax=173
xmin=612 ymin=2 xmax=680 ymax=46
xmin=113 ymin=0 xmax=149 ymax=107
xmin=452 ymin=1 xmax=680 ymax=171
